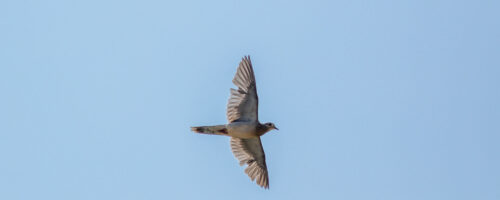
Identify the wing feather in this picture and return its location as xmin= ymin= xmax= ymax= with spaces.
xmin=226 ymin=56 xmax=259 ymax=123
xmin=230 ymin=137 xmax=269 ymax=189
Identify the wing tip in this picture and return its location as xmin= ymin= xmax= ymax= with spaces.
xmin=243 ymin=161 xmax=269 ymax=189
xmin=258 ymin=172 xmax=269 ymax=189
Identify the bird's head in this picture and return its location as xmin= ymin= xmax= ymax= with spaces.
xmin=264 ymin=122 xmax=279 ymax=131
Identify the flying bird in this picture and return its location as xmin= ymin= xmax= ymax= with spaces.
xmin=191 ymin=56 xmax=278 ymax=189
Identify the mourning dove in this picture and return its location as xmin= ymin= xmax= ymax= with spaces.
xmin=191 ymin=56 xmax=278 ymax=189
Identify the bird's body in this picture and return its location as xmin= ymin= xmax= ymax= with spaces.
xmin=190 ymin=56 xmax=278 ymax=189
xmin=192 ymin=121 xmax=273 ymax=139
xmin=227 ymin=121 xmax=260 ymax=138
xmin=228 ymin=121 xmax=271 ymax=138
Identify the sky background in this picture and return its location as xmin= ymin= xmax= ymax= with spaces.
xmin=1 ymin=0 xmax=499 ymax=199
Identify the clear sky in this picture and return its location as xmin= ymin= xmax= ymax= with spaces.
xmin=1 ymin=0 xmax=499 ymax=199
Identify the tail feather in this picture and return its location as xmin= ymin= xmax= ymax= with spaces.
xmin=191 ymin=125 xmax=228 ymax=135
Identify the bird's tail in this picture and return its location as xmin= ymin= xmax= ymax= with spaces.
xmin=191 ymin=125 xmax=228 ymax=135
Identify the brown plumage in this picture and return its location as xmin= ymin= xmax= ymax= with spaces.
xmin=191 ymin=56 xmax=278 ymax=189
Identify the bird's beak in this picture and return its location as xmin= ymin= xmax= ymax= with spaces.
xmin=274 ymin=126 xmax=279 ymax=130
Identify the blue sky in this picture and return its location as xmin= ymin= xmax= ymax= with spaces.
xmin=1 ymin=0 xmax=499 ymax=199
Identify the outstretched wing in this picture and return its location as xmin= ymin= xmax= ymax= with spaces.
xmin=227 ymin=56 xmax=259 ymax=123
xmin=230 ymin=137 xmax=269 ymax=189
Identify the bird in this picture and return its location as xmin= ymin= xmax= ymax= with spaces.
xmin=191 ymin=55 xmax=278 ymax=189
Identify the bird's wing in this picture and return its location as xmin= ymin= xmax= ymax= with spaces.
xmin=227 ymin=56 xmax=258 ymax=123
xmin=230 ymin=137 xmax=269 ymax=189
